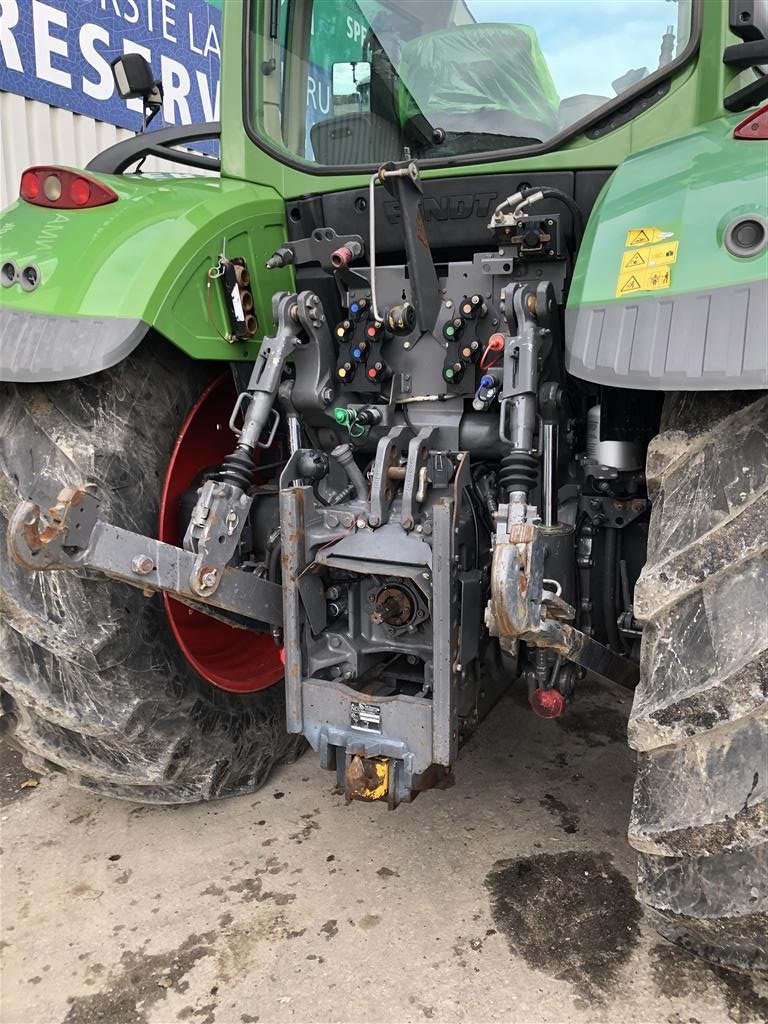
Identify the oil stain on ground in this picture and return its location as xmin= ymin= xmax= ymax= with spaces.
xmin=485 ymin=850 xmax=640 ymax=1001
xmin=62 ymin=931 xmax=216 ymax=1024
xmin=556 ymin=703 xmax=628 ymax=747
xmin=650 ymin=942 xmax=768 ymax=1024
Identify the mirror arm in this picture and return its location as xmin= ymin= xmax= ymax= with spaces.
xmin=141 ymin=82 xmax=164 ymax=133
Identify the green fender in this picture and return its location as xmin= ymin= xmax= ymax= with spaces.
xmin=565 ymin=113 xmax=768 ymax=389
xmin=0 ymin=172 xmax=293 ymax=382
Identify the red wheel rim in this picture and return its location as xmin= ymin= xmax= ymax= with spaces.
xmin=159 ymin=374 xmax=283 ymax=693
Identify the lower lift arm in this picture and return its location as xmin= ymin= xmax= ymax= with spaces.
xmin=6 ymin=290 xmax=332 ymax=631
xmin=9 ymin=486 xmax=283 ymax=628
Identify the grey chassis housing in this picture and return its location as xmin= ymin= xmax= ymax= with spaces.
xmin=0 ymin=307 xmax=148 ymax=383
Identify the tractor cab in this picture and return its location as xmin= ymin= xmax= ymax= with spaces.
xmin=251 ymin=0 xmax=694 ymax=166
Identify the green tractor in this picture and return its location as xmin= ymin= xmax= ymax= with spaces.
xmin=1 ymin=0 xmax=766 ymax=972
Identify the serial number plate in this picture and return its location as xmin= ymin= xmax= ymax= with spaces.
xmin=350 ymin=701 xmax=382 ymax=733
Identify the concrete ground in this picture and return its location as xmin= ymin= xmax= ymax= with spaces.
xmin=1 ymin=680 xmax=766 ymax=1024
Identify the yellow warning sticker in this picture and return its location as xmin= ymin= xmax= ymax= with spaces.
xmin=625 ymin=227 xmax=675 ymax=247
xmin=620 ymin=248 xmax=649 ymax=271
xmin=615 ymin=266 xmax=672 ymax=297
xmin=620 ymin=240 xmax=679 ymax=273
xmin=646 ymin=240 xmax=679 ymax=267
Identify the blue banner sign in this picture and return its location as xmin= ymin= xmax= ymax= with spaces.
xmin=0 ymin=0 xmax=221 ymax=131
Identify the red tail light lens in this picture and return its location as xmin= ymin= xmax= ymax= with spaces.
xmin=20 ymin=170 xmax=40 ymax=202
xmin=18 ymin=167 xmax=118 ymax=209
xmin=70 ymin=177 xmax=91 ymax=206
xmin=733 ymin=105 xmax=768 ymax=140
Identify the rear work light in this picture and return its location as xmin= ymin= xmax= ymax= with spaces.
xmin=19 ymin=167 xmax=118 ymax=209
xmin=733 ymin=105 xmax=768 ymax=139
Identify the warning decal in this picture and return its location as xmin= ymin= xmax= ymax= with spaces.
xmin=617 ymin=273 xmax=643 ymax=294
xmin=620 ymin=249 xmax=648 ymax=271
xmin=615 ymin=266 xmax=672 ymax=297
xmin=616 ymin=231 xmax=677 ymax=297
xmin=646 ymin=241 xmax=679 ymax=267
xmin=625 ymin=227 xmax=675 ymax=247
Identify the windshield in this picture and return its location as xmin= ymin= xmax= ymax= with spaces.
xmin=251 ymin=0 xmax=694 ymax=167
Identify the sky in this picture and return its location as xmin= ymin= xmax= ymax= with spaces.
xmin=464 ymin=0 xmax=690 ymax=99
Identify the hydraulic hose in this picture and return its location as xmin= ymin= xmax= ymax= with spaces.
xmin=602 ymin=526 xmax=621 ymax=652
xmin=528 ymin=187 xmax=585 ymax=241
xmin=331 ymin=443 xmax=368 ymax=501
xmin=492 ymin=186 xmax=586 ymax=243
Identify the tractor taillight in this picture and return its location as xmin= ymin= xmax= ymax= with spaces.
xmin=18 ymin=167 xmax=118 ymax=209
xmin=20 ymin=170 xmax=40 ymax=202
xmin=733 ymin=105 xmax=768 ymax=140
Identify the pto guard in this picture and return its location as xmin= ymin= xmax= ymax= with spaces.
xmin=0 ymin=171 xmax=292 ymax=383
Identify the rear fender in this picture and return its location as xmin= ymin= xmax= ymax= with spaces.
xmin=565 ymin=113 xmax=768 ymax=390
xmin=0 ymin=172 xmax=293 ymax=382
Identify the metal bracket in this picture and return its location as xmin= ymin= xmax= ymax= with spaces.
xmin=488 ymin=514 xmax=639 ymax=688
xmin=369 ymin=425 xmax=411 ymax=527
xmin=579 ymin=495 xmax=649 ymax=529
xmin=401 ymin=427 xmax=437 ymax=530
xmin=8 ymin=489 xmax=283 ymax=627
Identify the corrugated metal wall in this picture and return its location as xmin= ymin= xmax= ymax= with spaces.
xmin=1 ymin=92 xmax=211 ymax=211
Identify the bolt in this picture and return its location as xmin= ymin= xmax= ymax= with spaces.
xmin=225 ymin=511 xmax=239 ymax=535
xmin=200 ymin=568 xmax=218 ymax=589
xmin=444 ymin=300 xmax=453 ymax=309
xmin=321 ymin=386 xmax=335 ymax=405
xmin=131 ymin=554 xmax=154 ymax=575
xmin=329 ymin=635 xmax=341 ymax=649
xmin=326 ymin=512 xmax=339 ymax=528
xmin=422 ymin=572 xmax=431 ymax=581
xmin=403 ymin=342 xmax=411 ymax=350
xmin=367 ymin=515 xmax=380 ymax=528
xmin=355 ymin=517 xmax=367 ymax=530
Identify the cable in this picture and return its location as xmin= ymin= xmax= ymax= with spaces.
xmin=463 ymin=485 xmax=480 ymax=569
xmin=369 ymin=173 xmax=381 ymax=322
xmin=400 ymin=402 xmax=414 ymax=432
xmin=602 ymin=526 xmax=621 ymax=652
xmin=369 ymin=165 xmax=417 ymax=323
xmin=479 ymin=338 xmax=504 ymax=370
xmin=206 ymin=268 xmax=231 ymax=343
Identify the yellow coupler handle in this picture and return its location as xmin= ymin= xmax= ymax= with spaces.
xmin=345 ymin=755 xmax=390 ymax=802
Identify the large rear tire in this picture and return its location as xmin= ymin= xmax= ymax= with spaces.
xmin=628 ymin=392 xmax=767 ymax=971
xmin=0 ymin=340 xmax=303 ymax=803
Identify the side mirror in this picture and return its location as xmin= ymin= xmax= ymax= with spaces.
xmin=331 ymin=61 xmax=371 ymax=115
xmin=111 ymin=54 xmax=163 ymax=131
